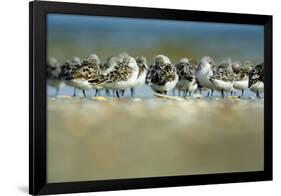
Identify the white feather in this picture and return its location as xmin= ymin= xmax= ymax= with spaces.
xmin=233 ymin=79 xmax=248 ymax=90
xmin=250 ymin=81 xmax=264 ymax=93
xmin=65 ymin=79 xmax=93 ymax=90
xmin=210 ymin=78 xmax=233 ymax=91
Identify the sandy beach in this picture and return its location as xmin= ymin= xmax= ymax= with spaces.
xmin=47 ymin=96 xmax=264 ymax=183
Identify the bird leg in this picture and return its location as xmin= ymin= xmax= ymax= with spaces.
xmin=184 ymin=89 xmax=189 ymax=97
xmin=72 ymin=88 xmax=76 ymax=97
xmin=116 ymin=90 xmax=120 ymax=98
xmin=241 ymin=89 xmax=244 ymax=97
xmin=256 ymin=91 xmax=260 ymax=99
xmin=221 ymin=89 xmax=225 ymax=98
xmin=121 ymin=90 xmax=125 ymax=96
xmin=105 ymin=89 xmax=110 ymax=96
xmin=211 ymin=89 xmax=214 ymax=96
xmin=56 ymin=87 xmax=59 ymax=97
xmin=95 ymin=89 xmax=99 ymax=97
xmin=82 ymin=90 xmax=86 ymax=98
xmin=131 ymin=88 xmax=135 ymax=97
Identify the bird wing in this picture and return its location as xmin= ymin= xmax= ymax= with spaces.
xmin=211 ymin=68 xmax=234 ymax=82
xmin=149 ymin=63 xmax=177 ymax=86
xmin=89 ymin=62 xmax=133 ymax=85
xmin=176 ymin=62 xmax=195 ymax=81
xmin=71 ymin=63 xmax=100 ymax=80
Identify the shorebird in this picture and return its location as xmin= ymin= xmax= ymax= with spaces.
xmin=89 ymin=53 xmax=139 ymax=98
xmin=196 ymin=56 xmax=234 ymax=98
xmin=146 ymin=55 xmax=178 ymax=95
xmin=232 ymin=63 xmax=249 ymax=97
xmin=72 ymin=54 xmax=102 ymax=97
xmin=59 ymin=56 xmax=82 ymax=96
xmin=84 ymin=54 xmax=103 ymax=96
xmin=196 ymin=56 xmax=218 ymax=95
xmin=175 ymin=58 xmax=198 ymax=97
xmin=249 ymin=63 xmax=264 ymax=98
xmin=209 ymin=66 xmax=234 ymax=98
xmin=47 ymin=57 xmax=64 ymax=96
xmin=101 ymin=55 xmax=119 ymax=97
xmin=118 ymin=56 xmax=148 ymax=97
xmin=130 ymin=56 xmax=148 ymax=97
xmin=60 ymin=54 xmax=101 ymax=98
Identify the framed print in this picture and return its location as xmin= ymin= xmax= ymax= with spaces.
xmin=29 ymin=1 xmax=273 ymax=195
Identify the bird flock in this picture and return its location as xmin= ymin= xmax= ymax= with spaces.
xmin=47 ymin=53 xmax=264 ymax=99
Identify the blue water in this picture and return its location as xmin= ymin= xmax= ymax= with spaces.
xmin=47 ymin=85 xmax=263 ymax=99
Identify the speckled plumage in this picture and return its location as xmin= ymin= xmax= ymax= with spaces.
xmin=89 ymin=54 xmax=139 ymax=93
xmin=231 ymin=65 xmax=250 ymax=97
xmin=233 ymin=66 xmax=249 ymax=81
xmin=104 ymin=57 xmax=134 ymax=83
xmin=248 ymin=63 xmax=264 ymax=98
xmin=146 ymin=55 xmax=178 ymax=94
xmin=59 ymin=55 xmax=101 ymax=97
xmin=174 ymin=58 xmax=198 ymax=96
xmin=59 ymin=57 xmax=82 ymax=81
xmin=147 ymin=63 xmax=177 ymax=86
xmin=208 ymin=66 xmax=234 ymax=97
xmin=248 ymin=63 xmax=264 ymax=88
xmin=211 ymin=67 xmax=234 ymax=82
xmin=175 ymin=59 xmax=196 ymax=82
xmin=71 ymin=59 xmax=101 ymax=81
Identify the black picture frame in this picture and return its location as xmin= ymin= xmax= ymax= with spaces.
xmin=29 ymin=1 xmax=273 ymax=195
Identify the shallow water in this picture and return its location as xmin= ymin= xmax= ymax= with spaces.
xmin=47 ymin=85 xmax=264 ymax=99
xmin=47 ymin=96 xmax=264 ymax=183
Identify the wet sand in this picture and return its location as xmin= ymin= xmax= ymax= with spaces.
xmin=47 ymin=96 xmax=264 ymax=183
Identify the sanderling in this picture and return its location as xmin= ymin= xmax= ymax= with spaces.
xmin=146 ymin=55 xmax=178 ymax=95
xmin=47 ymin=57 xmax=65 ymax=96
xmin=128 ymin=56 xmax=148 ymax=97
xmin=85 ymin=54 xmax=103 ymax=96
xmin=232 ymin=63 xmax=249 ymax=97
xmin=89 ymin=53 xmax=139 ymax=98
xmin=175 ymin=58 xmax=198 ymax=97
xmin=59 ymin=56 xmax=82 ymax=96
xmin=99 ymin=55 xmax=118 ymax=96
xmin=69 ymin=54 xmax=101 ymax=98
xmin=115 ymin=55 xmax=148 ymax=97
xmin=209 ymin=66 xmax=234 ymax=98
xmin=196 ymin=56 xmax=218 ymax=95
xmin=249 ymin=63 xmax=264 ymax=98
